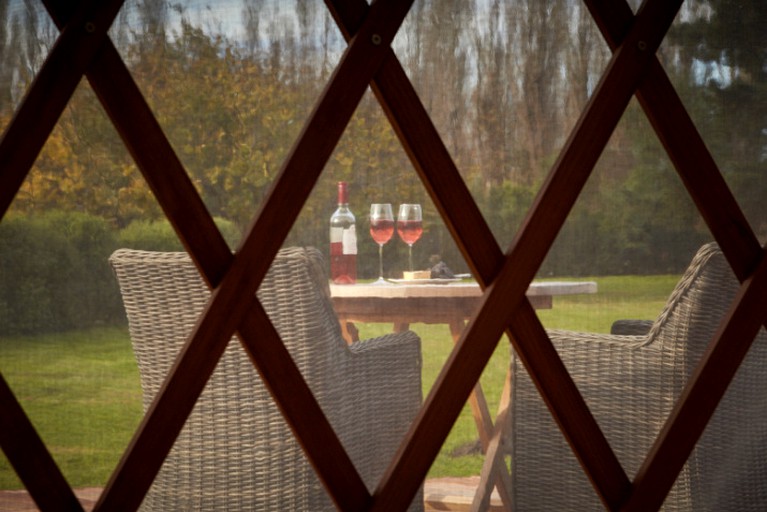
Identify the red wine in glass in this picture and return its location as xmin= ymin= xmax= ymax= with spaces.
xmin=397 ymin=204 xmax=423 ymax=271
xmin=396 ymin=219 xmax=423 ymax=245
xmin=370 ymin=219 xmax=394 ymax=245
xmin=370 ymin=204 xmax=394 ymax=284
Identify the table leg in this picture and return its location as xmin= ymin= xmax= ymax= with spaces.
xmin=471 ymin=369 xmax=513 ymax=511
xmin=339 ymin=319 xmax=360 ymax=344
xmin=449 ymin=320 xmax=494 ymax=453
xmin=450 ymin=320 xmax=513 ymax=510
xmin=393 ymin=322 xmax=410 ymax=333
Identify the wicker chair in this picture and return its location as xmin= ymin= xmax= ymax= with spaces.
xmin=509 ymin=242 xmax=767 ymax=511
xmin=110 ymin=247 xmax=424 ymax=511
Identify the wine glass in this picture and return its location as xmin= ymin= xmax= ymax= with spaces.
xmin=397 ymin=204 xmax=423 ymax=272
xmin=369 ymin=203 xmax=394 ymax=284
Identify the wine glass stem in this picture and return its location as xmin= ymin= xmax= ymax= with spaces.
xmin=378 ymin=244 xmax=384 ymax=280
xmin=408 ymin=244 xmax=413 ymax=272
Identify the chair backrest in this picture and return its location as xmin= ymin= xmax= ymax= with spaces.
xmin=652 ymin=244 xmax=767 ymax=511
xmin=509 ymin=242 xmax=767 ymax=511
xmin=109 ymin=247 xmax=348 ymax=511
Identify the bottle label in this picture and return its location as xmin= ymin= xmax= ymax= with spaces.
xmin=342 ymin=227 xmax=357 ymax=255
xmin=330 ymin=226 xmax=344 ymax=245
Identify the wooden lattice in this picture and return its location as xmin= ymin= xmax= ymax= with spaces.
xmin=1 ymin=0 xmax=764 ymax=510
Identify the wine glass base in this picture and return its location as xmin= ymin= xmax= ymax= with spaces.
xmin=371 ymin=277 xmax=392 ymax=285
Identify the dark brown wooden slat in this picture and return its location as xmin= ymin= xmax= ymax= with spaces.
xmin=0 ymin=0 xmax=124 ymax=220
xmin=374 ymin=81 xmax=504 ymax=278
xmin=623 ymin=248 xmax=767 ymax=511
xmin=81 ymin=45 xmax=231 ymax=281
xmin=369 ymin=62 xmax=506 ymax=280
xmin=86 ymin=0 xmax=413 ymax=509
xmin=585 ymin=0 xmax=762 ymax=278
xmin=324 ymin=0 xmax=367 ymax=39
xmin=637 ymin=62 xmax=762 ymax=275
xmin=86 ymin=49 xmax=370 ymax=509
xmin=589 ymin=4 xmax=766 ymax=508
xmin=368 ymin=41 xmax=628 ymax=512
xmin=330 ymin=0 xmax=628 ymax=504
xmin=0 ymin=375 xmax=83 ymax=512
xmin=79 ymin=31 xmax=371 ymax=512
xmin=19 ymin=9 xmax=375 ymax=509
xmin=367 ymin=1 xmax=682 ymax=509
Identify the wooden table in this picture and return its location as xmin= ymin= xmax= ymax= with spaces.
xmin=330 ymin=280 xmax=597 ymax=343
xmin=330 ymin=279 xmax=597 ymax=509
xmin=331 ymin=281 xmax=595 ymax=428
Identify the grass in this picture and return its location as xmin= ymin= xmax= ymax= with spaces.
xmin=0 ymin=327 xmax=143 ymax=489
xmin=537 ymin=274 xmax=678 ymax=332
xmin=0 ymin=274 xmax=678 ymax=489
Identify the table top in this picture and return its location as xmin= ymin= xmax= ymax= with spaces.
xmin=330 ymin=280 xmax=597 ymax=299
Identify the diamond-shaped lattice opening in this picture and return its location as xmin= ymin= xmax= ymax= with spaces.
xmin=0 ymin=80 xmax=144 ymax=494
xmin=510 ymin=101 xmax=730 ymax=509
xmin=110 ymin=0 xmax=352 ymax=244
xmin=304 ymin=87 xmax=491 ymax=484
xmin=392 ymin=0 xmax=613 ymax=252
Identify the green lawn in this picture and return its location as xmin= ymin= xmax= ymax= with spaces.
xmin=0 ymin=327 xmax=143 ymax=489
xmin=0 ymin=274 xmax=677 ymax=489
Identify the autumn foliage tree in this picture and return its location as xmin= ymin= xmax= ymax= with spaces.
xmin=1 ymin=0 xmax=763 ymax=277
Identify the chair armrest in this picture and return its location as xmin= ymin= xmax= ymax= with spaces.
xmin=349 ymin=330 xmax=422 ymax=356
xmin=510 ymin=329 xmax=682 ymax=509
xmin=341 ymin=331 xmax=423 ymax=510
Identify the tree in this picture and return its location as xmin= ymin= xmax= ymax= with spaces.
xmin=6 ymin=0 xmax=759 ymax=277
xmin=669 ymin=0 xmax=767 ymax=236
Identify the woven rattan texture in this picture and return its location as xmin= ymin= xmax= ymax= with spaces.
xmin=510 ymin=243 xmax=767 ymax=511
xmin=110 ymin=247 xmax=424 ymax=511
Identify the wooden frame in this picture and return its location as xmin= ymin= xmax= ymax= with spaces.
xmin=0 ymin=0 xmax=764 ymax=510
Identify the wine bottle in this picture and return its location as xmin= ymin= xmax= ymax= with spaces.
xmin=329 ymin=181 xmax=357 ymax=284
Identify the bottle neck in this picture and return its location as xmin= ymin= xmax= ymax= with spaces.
xmin=337 ymin=182 xmax=349 ymax=206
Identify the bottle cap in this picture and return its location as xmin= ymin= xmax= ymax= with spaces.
xmin=337 ymin=181 xmax=349 ymax=204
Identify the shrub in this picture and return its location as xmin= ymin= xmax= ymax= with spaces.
xmin=0 ymin=211 xmax=121 ymax=335
xmin=116 ymin=217 xmax=241 ymax=252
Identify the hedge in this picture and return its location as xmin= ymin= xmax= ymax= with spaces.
xmin=0 ymin=211 xmax=121 ymax=334
xmin=0 ymin=212 xmax=242 ymax=335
